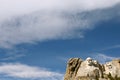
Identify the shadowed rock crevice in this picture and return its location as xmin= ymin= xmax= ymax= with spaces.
xmin=64 ymin=58 xmax=120 ymax=80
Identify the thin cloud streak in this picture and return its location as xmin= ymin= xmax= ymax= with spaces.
xmin=1 ymin=54 xmax=25 ymax=61
xmin=0 ymin=48 xmax=27 ymax=61
xmin=92 ymin=53 xmax=120 ymax=63
xmin=100 ymin=45 xmax=120 ymax=51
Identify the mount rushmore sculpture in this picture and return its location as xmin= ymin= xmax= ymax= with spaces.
xmin=64 ymin=57 xmax=120 ymax=80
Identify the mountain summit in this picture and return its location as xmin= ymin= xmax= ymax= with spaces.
xmin=64 ymin=57 xmax=120 ymax=80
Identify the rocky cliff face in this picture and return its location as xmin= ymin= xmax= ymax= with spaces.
xmin=64 ymin=57 xmax=120 ymax=80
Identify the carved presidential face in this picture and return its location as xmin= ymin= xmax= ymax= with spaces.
xmin=86 ymin=57 xmax=93 ymax=66
xmin=93 ymin=60 xmax=98 ymax=65
xmin=105 ymin=62 xmax=112 ymax=69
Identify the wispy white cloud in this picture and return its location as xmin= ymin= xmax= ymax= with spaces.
xmin=58 ymin=57 xmax=69 ymax=62
xmin=0 ymin=0 xmax=120 ymax=48
xmin=92 ymin=53 xmax=120 ymax=63
xmin=0 ymin=63 xmax=63 ymax=80
xmin=100 ymin=45 xmax=120 ymax=51
xmin=0 ymin=48 xmax=26 ymax=61
xmin=1 ymin=54 xmax=25 ymax=61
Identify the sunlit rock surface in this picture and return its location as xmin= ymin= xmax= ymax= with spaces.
xmin=64 ymin=57 xmax=120 ymax=80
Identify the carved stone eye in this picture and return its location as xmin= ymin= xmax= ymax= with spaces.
xmin=108 ymin=65 xmax=112 ymax=69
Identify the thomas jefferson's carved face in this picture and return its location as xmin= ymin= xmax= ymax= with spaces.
xmin=93 ymin=60 xmax=98 ymax=65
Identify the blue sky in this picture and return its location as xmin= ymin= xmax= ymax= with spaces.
xmin=0 ymin=0 xmax=120 ymax=80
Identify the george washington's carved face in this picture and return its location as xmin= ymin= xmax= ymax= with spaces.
xmin=86 ymin=57 xmax=93 ymax=66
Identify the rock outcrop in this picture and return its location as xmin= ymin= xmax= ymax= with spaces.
xmin=64 ymin=58 xmax=83 ymax=80
xmin=64 ymin=57 xmax=120 ymax=80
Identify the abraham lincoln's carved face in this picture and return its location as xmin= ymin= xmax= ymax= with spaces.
xmin=106 ymin=62 xmax=112 ymax=69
